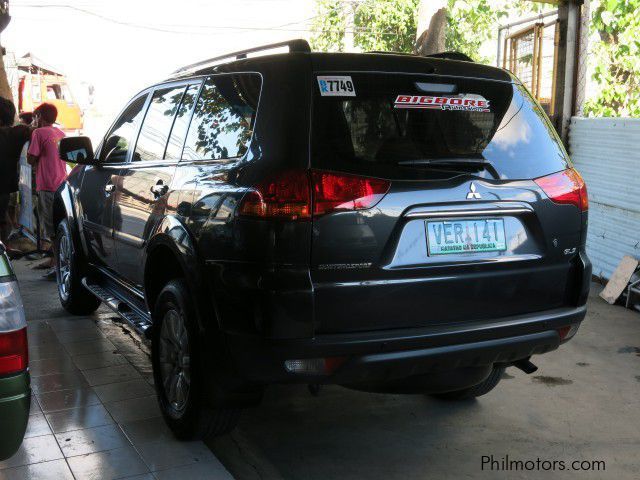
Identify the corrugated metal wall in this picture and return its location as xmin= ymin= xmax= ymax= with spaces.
xmin=569 ymin=117 xmax=640 ymax=279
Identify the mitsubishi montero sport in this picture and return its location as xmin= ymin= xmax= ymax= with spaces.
xmin=54 ymin=40 xmax=590 ymax=439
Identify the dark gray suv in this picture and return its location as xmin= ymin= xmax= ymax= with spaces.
xmin=54 ymin=40 xmax=590 ymax=439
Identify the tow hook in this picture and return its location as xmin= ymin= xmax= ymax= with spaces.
xmin=308 ymin=384 xmax=321 ymax=396
xmin=512 ymin=358 xmax=538 ymax=374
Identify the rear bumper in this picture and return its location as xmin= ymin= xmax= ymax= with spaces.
xmin=0 ymin=371 xmax=30 ymax=461
xmin=227 ymin=305 xmax=586 ymax=385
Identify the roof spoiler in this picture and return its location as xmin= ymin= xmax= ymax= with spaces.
xmin=170 ymin=39 xmax=311 ymax=77
xmin=365 ymin=50 xmax=474 ymax=62
xmin=424 ymin=51 xmax=474 ymax=62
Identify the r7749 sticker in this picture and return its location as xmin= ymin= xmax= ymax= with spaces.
xmin=317 ymin=76 xmax=356 ymax=96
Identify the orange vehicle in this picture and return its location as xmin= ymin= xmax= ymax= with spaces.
xmin=15 ymin=53 xmax=83 ymax=134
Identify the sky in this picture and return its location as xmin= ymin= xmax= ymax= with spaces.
xmin=5 ymin=0 xmax=315 ymax=118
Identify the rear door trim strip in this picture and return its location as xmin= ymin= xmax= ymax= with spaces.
xmin=405 ymin=207 xmax=532 ymax=219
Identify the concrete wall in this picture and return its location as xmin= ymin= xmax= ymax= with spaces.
xmin=569 ymin=117 xmax=640 ymax=279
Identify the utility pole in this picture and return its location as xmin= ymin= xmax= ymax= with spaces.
xmin=344 ymin=0 xmax=355 ymax=52
xmin=574 ymin=0 xmax=590 ymax=117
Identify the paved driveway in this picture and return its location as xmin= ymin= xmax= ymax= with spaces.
xmin=3 ymin=256 xmax=639 ymax=479
xmin=0 ymin=258 xmax=232 ymax=479
xmin=209 ymin=284 xmax=640 ymax=480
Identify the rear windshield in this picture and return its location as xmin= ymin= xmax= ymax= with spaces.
xmin=311 ymin=73 xmax=569 ymax=180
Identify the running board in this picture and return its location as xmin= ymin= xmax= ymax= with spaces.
xmin=82 ymin=277 xmax=153 ymax=338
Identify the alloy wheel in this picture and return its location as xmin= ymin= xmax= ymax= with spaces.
xmin=56 ymin=232 xmax=72 ymax=301
xmin=158 ymin=309 xmax=191 ymax=414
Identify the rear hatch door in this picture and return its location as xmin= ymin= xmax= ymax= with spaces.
xmin=310 ymin=72 xmax=582 ymax=334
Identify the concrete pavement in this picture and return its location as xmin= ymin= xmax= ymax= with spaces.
xmin=3 ymin=254 xmax=640 ymax=479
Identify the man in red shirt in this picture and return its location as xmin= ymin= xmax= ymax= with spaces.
xmin=27 ymin=103 xmax=67 ymax=269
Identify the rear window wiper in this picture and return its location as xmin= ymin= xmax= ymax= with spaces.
xmin=397 ymin=158 xmax=489 ymax=167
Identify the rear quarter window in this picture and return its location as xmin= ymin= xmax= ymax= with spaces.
xmin=182 ymin=73 xmax=261 ymax=161
xmin=312 ymin=73 xmax=569 ymax=180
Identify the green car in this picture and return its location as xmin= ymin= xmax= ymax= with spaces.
xmin=0 ymin=243 xmax=29 ymax=461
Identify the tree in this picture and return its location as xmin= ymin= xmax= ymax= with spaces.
xmin=444 ymin=0 xmax=508 ymax=63
xmin=584 ymin=0 xmax=640 ymax=117
xmin=311 ymin=0 xmax=546 ymax=63
xmin=310 ymin=0 xmax=420 ymax=53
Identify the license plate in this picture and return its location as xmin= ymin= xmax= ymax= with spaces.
xmin=426 ymin=218 xmax=507 ymax=256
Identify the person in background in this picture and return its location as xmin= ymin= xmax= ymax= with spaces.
xmin=19 ymin=112 xmax=33 ymax=126
xmin=5 ymin=113 xmax=35 ymax=239
xmin=27 ymin=103 xmax=67 ymax=275
xmin=0 ymin=98 xmax=31 ymax=255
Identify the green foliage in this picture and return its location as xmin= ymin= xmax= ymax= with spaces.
xmin=584 ymin=0 xmax=640 ymax=117
xmin=310 ymin=0 xmax=348 ymax=52
xmin=311 ymin=0 xmax=548 ymax=62
xmin=444 ymin=0 xmax=508 ymax=63
xmin=310 ymin=0 xmax=420 ymax=53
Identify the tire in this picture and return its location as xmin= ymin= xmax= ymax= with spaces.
xmin=55 ymin=219 xmax=101 ymax=315
xmin=152 ymin=279 xmax=240 ymax=440
xmin=431 ymin=366 xmax=506 ymax=401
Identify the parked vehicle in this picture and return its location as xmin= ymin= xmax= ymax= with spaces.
xmin=0 ymin=243 xmax=29 ymax=460
xmin=6 ymin=53 xmax=83 ymax=134
xmin=54 ymin=40 xmax=590 ymax=439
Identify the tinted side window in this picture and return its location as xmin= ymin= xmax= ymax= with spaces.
xmin=165 ymin=84 xmax=200 ymax=160
xmin=101 ymin=95 xmax=147 ymax=163
xmin=134 ymin=86 xmax=186 ymax=162
xmin=182 ymin=74 xmax=260 ymax=161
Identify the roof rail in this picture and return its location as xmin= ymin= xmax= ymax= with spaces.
xmin=170 ymin=39 xmax=311 ymax=77
xmin=424 ymin=51 xmax=474 ymax=62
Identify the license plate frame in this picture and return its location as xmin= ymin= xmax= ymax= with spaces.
xmin=425 ymin=218 xmax=507 ymax=256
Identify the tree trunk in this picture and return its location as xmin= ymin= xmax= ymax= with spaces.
xmin=0 ymin=40 xmax=13 ymax=102
xmin=415 ymin=0 xmax=447 ymax=55
xmin=0 ymin=3 xmax=13 ymax=103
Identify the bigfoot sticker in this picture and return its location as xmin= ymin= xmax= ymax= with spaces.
xmin=394 ymin=94 xmax=491 ymax=112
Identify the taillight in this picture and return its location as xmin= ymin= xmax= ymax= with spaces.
xmin=238 ymin=170 xmax=311 ymax=220
xmin=312 ymin=171 xmax=390 ymax=216
xmin=534 ymin=169 xmax=588 ymax=211
xmin=0 ymin=328 xmax=28 ymax=375
xmin=0 ymin=279 xmax=28 ymax=375
xmin=238 ymin=170 xmax=390 ymax=219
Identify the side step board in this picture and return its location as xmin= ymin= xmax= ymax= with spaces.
xmin=82 ymin=277 xmax=153 ymax=338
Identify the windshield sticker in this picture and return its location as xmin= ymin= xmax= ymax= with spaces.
xmin=394 ymin=94 xmax=490 ymax=112
xmin=317 ymin=76 xmax=356 ymax=96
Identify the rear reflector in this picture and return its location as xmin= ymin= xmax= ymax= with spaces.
xmin=534 ymin=169 xmax=588 ymax=211
xmin=238 ymin=170 xmax=390 ymax=220
xmin=557 ymin=324 xmax=579 ymax=341
xmin=0 ymin=328 xmax=28 ymax=375
xmin=284 ymin=356 xmax=346 ymax=375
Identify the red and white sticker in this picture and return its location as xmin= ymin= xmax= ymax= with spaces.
xmin=394 ymin=94 xmax=491 ymax=112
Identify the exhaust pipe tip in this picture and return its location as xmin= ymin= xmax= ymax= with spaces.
xmin=512 ymin=358 xmax=538 ymax=374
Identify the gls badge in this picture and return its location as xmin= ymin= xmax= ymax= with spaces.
xmin=466 ymin=182 xmax=481 ymax=200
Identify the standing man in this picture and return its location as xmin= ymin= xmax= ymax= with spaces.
xmin=27 ymin=102 xmax=66 ymax=273
xmin=0 ymin=97 xmax=31 ymax=252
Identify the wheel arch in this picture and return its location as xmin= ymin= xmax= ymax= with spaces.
xmin=52 ymin=182 xmax=88 ymax=258
xmin=143 ymin=215 xmax=210 ymax=326
xmin=52 ymin=183 xmax=76 ymax=232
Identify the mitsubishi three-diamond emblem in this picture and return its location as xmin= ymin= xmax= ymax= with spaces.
xmin=466 ymin=182 xmax=481 ymax=200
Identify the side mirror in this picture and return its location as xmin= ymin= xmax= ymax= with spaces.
xmin=59 ymin=136 xmax=96 ymax=165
